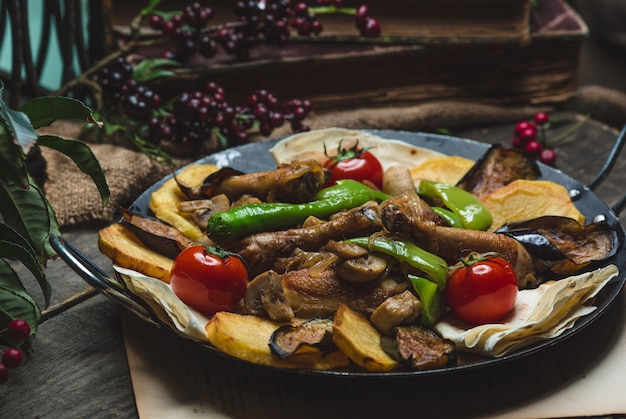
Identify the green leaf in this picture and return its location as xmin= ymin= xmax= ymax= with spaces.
xmin=18 ymin=96 xmax=102 ymax=129
xmin=0 ymin=177 xmax=53 ymax=261
xmin=133 ymin=58 xmax=181 ymax=82
xmin=31 ymin=180 xmax=61 ymax=259
xmin=0 ymin=97 xmax=39 ymax=154
xmin=0 ymin=124 xmax=29 ymax=188
xmin=36 ymin=135 xmax=110 ymax=205
xmin=0 ymin=259 xmax=41 ymax=336
xmin=0 ymin=223 xmax=41 ymax=263
xmin=0 ymin=234 xmax=50 ymax=307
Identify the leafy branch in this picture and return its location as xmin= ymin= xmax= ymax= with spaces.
xmin=0 ymin=81 xmax=109 ymax=353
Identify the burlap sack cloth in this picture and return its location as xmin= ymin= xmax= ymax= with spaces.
xmin=41 ymin=85 xmax=626 ymax=227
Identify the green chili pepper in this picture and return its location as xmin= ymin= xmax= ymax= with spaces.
xmin=409 ymin=275 xmax=443 ymax=327
xmin=418 ymin=180 xmax=492 ymax=231
xmin=315 ymin=179 xmax=390 ymax=201
xmin=207 ymin=180 xmax=390 ymax=244
xmin=431 ymin=206 xmax=464 ymax=229
xmin=347 ymin=235 xmax=448 ymax=291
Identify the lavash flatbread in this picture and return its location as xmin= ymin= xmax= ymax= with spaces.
xmin=435 ymin=264 xmax=618 ymax=357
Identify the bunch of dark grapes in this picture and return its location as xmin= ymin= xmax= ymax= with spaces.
xmin=148 ymin=1 xmax=381 ymax=63
xmin=146 ymin=83 xmax=312 ymax=151
xmin=95 ymin=56 xmax=311 ymax=155
xmin=290 ymin=2 xmax=324 ymax=36
xmin=149 ymin=3 xmax=218 ymax=61
xmin=97 ymin=56 xmax=162 ymax=121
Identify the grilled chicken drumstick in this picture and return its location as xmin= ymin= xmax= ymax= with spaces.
xmin=228 ymin=202 xmax=383 ymax=277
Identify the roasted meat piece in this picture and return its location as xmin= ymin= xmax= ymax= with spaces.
xmin=281 ymin=268 xmax=408 ymax=318
xmin=379 ymin=192 xmax=447 ymax=232
xmin=229 ymin=203 xmax=383 ymax=276
xmin=201 ymin=160 xmax=328 ymax=203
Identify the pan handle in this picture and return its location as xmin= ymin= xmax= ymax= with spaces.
xmin=49 ymin=235 xmax=162 ymax=327
xmin=583 ymin=124 xmax=626 ymax=216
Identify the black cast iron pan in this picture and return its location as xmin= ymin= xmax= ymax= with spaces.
xmin=50 ymin=127 xmax=626 ymax=417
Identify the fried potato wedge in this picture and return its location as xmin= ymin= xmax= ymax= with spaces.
xmin=410 ymin=155 xmax=475 ymax=186
xmin=481 ymin=179 xmax=585 ymax=231
xmin=205 ymin=311 xmax=349 ymax=370
xmin=98 ymin=223 xmax=174 ymax=282
xmin=149 ymin=164 xmax=219 ymax=240
xmin=332 ymin=304 xmax=400 ymax=372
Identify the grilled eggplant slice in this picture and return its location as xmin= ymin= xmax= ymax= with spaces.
xmin=382 ymin=325 xmax=456 ymax=370
xmin=497 ymin=215 xmax=618 ymax=276
xmin=119 ymin=207 xmax=195 ymax=259
xmin=456 ymin=144 xmax=541 ymax=199
xmin=269 ymin=317 xmax=334 ymax=359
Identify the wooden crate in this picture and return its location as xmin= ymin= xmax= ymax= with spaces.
xmin=118 ymin=0 xmax=585 ymax=109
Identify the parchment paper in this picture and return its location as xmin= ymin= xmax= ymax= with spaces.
xmin=122 ymin=287 xmax=626 ymax=419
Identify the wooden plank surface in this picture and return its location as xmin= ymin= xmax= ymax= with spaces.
xmin=0 ymin=115 xmax=624 ymax=418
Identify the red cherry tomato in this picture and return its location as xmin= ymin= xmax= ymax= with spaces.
xmin=170 ymin=245 xmax=248 ymax=316
xmin=323 ymin=141 xmax=383 ymax=189
xmin=445 ymin=253 xmax=518 ymax=325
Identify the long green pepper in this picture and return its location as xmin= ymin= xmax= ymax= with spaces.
xmin=409 ymin=275 xmax=443 ymax=327
xmin=418 ymin=180 xmax=492 ymax=231
xmin=207 ymin=180 xmax=390 ymax=244
xmin=347 ymin=235 xmax=448 ymax=291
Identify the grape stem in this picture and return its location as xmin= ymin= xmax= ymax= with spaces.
xmin=309 ymin=6 xmax=358 ymax=16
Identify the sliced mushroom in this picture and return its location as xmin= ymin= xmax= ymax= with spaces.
xmin=244 ymin=270 xmax=295 ymax=321
xmin=370 ymin=290 xmax=421 ymax=335
xmin=177 ymin=194 xmax=231 ymax=228
xmin=244 ymin=270 xmax=274 ymax=316
xmin=323 ymin=240 xmax=369 ymax=259
xmin=335 ymin=253 xmax=388 ymax=283
xmin=262 ymin=270 xmax=295 ymax=322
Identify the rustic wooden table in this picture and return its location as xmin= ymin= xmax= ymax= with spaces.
xmin=1 ymin=114 xmax=625 ymax=418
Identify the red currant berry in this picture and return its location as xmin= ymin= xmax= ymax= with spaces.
xmin=2 ymin=348 xmax=23 ymax=369
xmin=355 ymin=5 xmax=369 ymax=29
xmin=539 ymin=148 xmax=557 ymax=165
xmin=360 ymin=17 xmax=381 ymax=37
xmin=511 ymin=137 xmax=523 ymax=149
xmin=7 ymin=319 xmax=30 ymax=344
xmin=514 ymin=120 xmax=536 ymax=136
xmin=525 ymin=140 xmax=543 ymax=155
xmin=534 ymin=112 xmax=550 ymax=126
xmin=148 ymin=15 xmax=165 ymax=30
xmin=0 ymin=363 xmax=9 ymax=385
xmin=518 ymin=126 xmax=538 ymax=144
